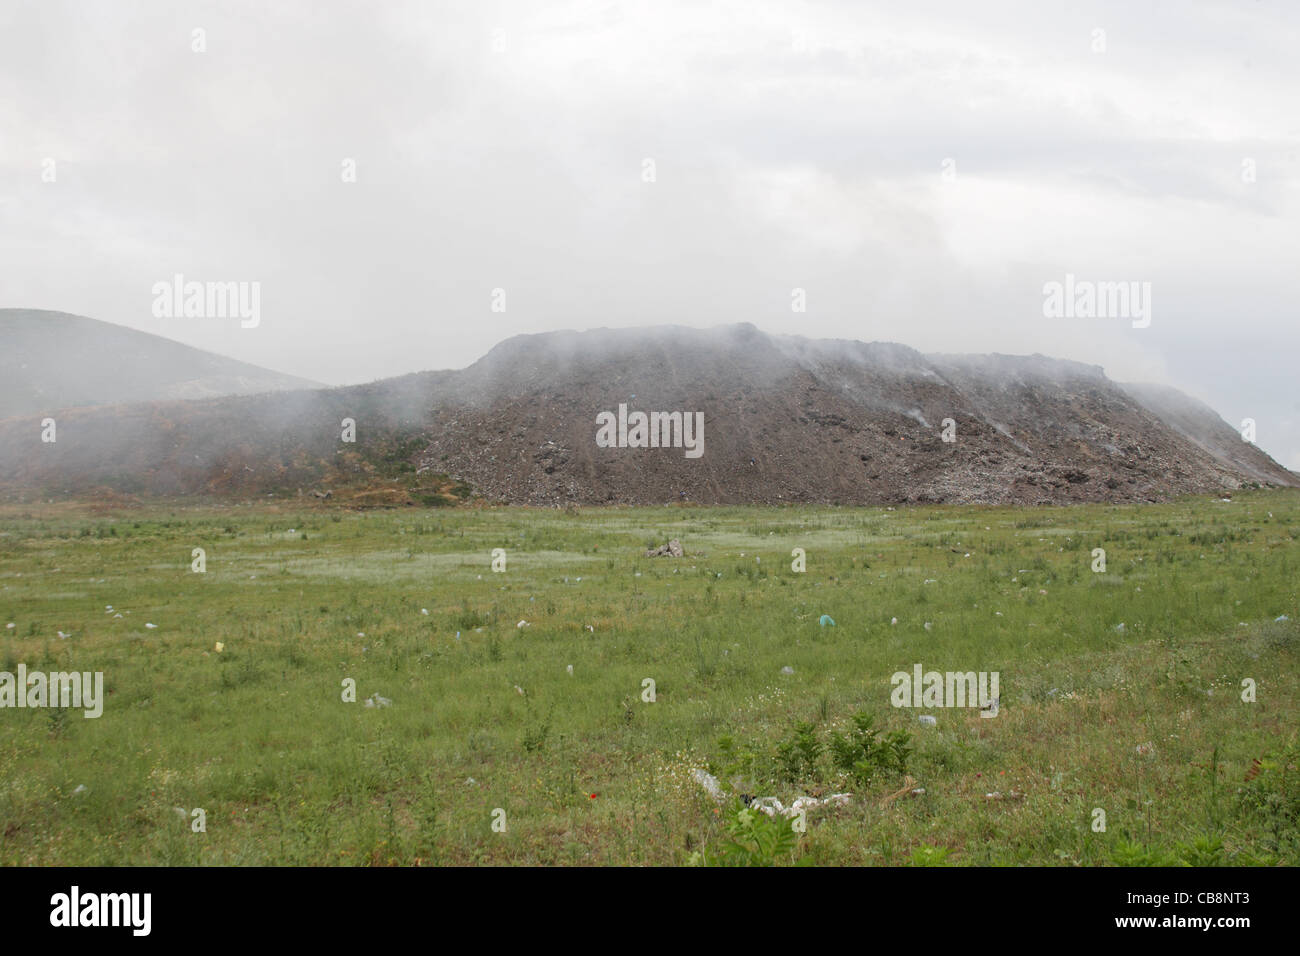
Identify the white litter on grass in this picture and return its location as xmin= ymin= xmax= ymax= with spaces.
xmin=363 ymin=694 xmax=391 ymax=709
xmin=751 ymin=793 xmax=853 ymax=819
xmin=1114 ymin=623 xmax=1125 ymax=632
xmin=516 ymin=620 xmax=530 ymax=629
xmin=145 ymin=623 xmax=157 ymax=630
xmin=421 ymin=608 xmax=429 ymax=615
xmin=566 ymin=665 xmax=574 ymax=675
xmin=71 ymin=785 xmax=87 ymax=796
xmin=514 ymin=685 xmax=525 ymax=696
xmin=890 ymin=617 xmax=898 ymax=625
xmin=114 ymin=613 xmax=122 ymax=619
xmin=5 ymin=623 xmax=13 ymax=629
xmin=781 ymin=666 xmax=795 ymax=675
xmin=692 ymin=768 xmax=724 ymax=801
xmin=918 ymin=715 xmax=937 ymax=727
xmin=585 ymin=625 xmax=594 ymax=632
xmin=57 ymin=631 xmax=70 ymax=639
xmin=1276 ymin=615 xmax=1290 ymax=622
xmin=924 ymin=622 xmax=932 ymax=631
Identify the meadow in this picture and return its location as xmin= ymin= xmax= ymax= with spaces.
xmin=1 ymin=490 xmax=1297 ymax=866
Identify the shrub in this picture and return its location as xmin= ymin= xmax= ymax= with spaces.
xmin=776 ymin=721 xmax=824 ymax=782
xmin=828 ymin=712 xmax=912 ymax=786
xmin=693 ymin=802 xmax=803 ymax=867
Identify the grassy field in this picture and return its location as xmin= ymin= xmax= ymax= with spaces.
xmin=1 ymin=490 xmax=1297 ymax=866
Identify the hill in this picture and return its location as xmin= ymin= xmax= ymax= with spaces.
xmin=0 ymin=309 xmax=321 ymax=417
xmin=0 ymin=322 xmax=1293 ymax=504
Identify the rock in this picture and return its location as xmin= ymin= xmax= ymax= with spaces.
xmin=645 ymin=539 xmax=684 ymax=557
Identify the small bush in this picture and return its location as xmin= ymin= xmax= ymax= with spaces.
xmin=828 ymin=712 xmax=912 ymax=786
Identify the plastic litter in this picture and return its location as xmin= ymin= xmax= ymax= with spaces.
xmin=692 ymin=768 xmax=724 ymax=801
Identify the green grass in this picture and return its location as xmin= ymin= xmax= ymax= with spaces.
xmin=0 ymin=490 xmax=1297 ymax=865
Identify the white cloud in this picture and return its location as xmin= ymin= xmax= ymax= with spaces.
xmin=1 ymin=0 xmax=1297 ymax=464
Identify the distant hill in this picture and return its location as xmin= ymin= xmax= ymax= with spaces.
xmin=0 ymin=321 xmax=1294 ymax=505
xmin=0 ymin=309 xmax=321 ymax=417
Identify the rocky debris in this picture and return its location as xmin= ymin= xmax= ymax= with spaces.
xmin=645 ymin=538 xmax=683 ymax=558
xmin=4 ymin=323 xmax=1295 ymax=505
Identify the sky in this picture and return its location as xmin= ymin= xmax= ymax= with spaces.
xmin=2 ymin=0 xmax=1298 ymax=467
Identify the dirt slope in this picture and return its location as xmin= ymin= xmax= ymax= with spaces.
xmin=0 ymin=322 xmax=1293 ymax=504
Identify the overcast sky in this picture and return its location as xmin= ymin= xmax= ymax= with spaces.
xmin=3 ymin=0 xmax=1298 ymax=466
